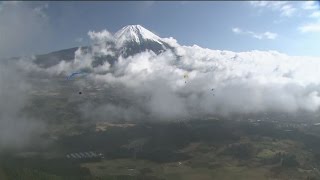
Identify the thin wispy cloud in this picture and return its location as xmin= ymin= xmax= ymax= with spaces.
xmin=249 ymin=1 xmax=286 ymax=9
xmin=280 ymin=4 xmax=296 ymax=17
xmin=33 ymin=3 xmax=48 ymax=19
xmin=249 ymin=1 xmax=320 ymax=35
xmin=301 ymin=1 xmax=320 ymax=19
xmin=299 ymin=22 xmax=320 ymax=33
xmin=302 ymin=1 xmax=318 ymax=10
xmin=298 ymin=1 xmax=320 ymax=34
xmin=232 ymin=27 xmax=278 ymax=40
xmin=249 ymin=1 xmax=296 ymax=17
xmin=310 ymin=11 xmax=320 ymax=18
xmin=75 ymin=37 xmax=83 ymax=43
xmin=249 ymin=1 xmax=268 ymax=7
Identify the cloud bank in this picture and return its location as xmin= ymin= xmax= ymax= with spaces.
xmin=0 ymin=2 xmax=50 ymax=58
xmin=0 ymin=61 xmax=45 ymax=150
xmin=25 ymin=28 xmax=320 ymax=122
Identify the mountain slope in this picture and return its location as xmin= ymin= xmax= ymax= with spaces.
xmin=34 ymin=47 xmax=82 ymax=68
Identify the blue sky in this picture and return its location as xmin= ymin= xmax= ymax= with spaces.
xmin=1 ymin=1 xmax=320 ymax=57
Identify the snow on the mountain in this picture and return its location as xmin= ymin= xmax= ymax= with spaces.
xmin=114 ymin=25 xmax=163 ymax=46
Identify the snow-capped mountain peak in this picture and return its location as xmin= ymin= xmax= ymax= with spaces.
xmin=114 ymin=25 xmax=163 ymax=46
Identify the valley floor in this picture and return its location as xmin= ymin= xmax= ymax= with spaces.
xmin=2 ymin=119 xmax=320 ymax=180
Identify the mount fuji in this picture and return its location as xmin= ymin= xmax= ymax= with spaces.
xmin=34 ymin=25 xmax=173 ymax=68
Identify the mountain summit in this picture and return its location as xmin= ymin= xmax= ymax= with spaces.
xmin=115 ymin=25 xmax=163 ymax=46
xmin=113 ymin=25 xmax=172 ymax=57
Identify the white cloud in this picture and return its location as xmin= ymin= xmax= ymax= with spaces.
xmin=232 ymin=27 xmax=278 ymax=40
xmin=299 ymin=22 xmax=320 ymax=33
xmin=88 ymin=29 xmax=114 ymax=42
xmin=232 ymin=27 xmax=242 ymax=34
xmin=310 ymin=11 xmax=320 ymax=18
xmin=280 ymin=4 xmax=296 ymax=17
xmin=263 ymin=31 xmax=278 ymax=39
xmin=302 ymin=1 xmax=318 ymax=10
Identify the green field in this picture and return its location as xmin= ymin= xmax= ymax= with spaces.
xmin=81 ymin=135 xmax=319 ymax=180
xmin=82 ymin=158 xmax=270 ymax=180
xmin=0 ymin=166 xmax=8 ymax=180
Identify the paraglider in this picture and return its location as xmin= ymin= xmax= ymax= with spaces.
xmin=183 ymin=73 xmax=189 ymax=84
xmin=66 ymin=71 xmax=88 ymax=80
xmin=211 ymin=88 xmax=215 ymax=96
xmin=66 ymin=71 xmax=88 ymax=95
